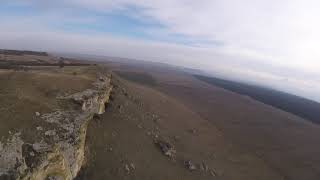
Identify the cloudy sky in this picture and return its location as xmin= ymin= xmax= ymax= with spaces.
xmin=1 ymin=0 xmax=320 ymax=101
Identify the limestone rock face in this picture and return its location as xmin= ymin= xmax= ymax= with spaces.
xmin=0 ymin=73 xmax=113 ymax=180
xmin=65 ymin=75 xmax=113 ymax=115
xmin=0 ymin=133 xmax=26 ymax=178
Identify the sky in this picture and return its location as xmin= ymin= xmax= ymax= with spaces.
xmin=0 ymin=0 xmax=320 ymax=102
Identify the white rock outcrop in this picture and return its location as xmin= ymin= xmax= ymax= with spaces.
xmin=0 ymin=74 xmax=113 ymax=180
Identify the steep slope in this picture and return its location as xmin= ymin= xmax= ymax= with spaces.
xmin=76 ymin=74 xmax=283 ymax=180
xmin=105 ymin=61 xmax=320 ymax=180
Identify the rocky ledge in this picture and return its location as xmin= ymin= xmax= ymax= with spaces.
xmin=0 ymin=73 xmax=113 ymax=180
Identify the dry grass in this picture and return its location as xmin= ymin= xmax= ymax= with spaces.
xmin=0 ymin=66 xmax=97 ymax=142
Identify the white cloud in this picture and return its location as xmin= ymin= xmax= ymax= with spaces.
xmin=1 ymin=0 xmax=320 ymax=101
xmin=13 ymin=0 xmax=320 ymax=70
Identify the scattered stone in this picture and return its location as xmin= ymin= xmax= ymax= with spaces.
xmin=111 ymin=131 xmax=117 ymax=137
xmin=32 ymin=142 xmax=50 ymax=152
xmin=199 ymin=161 xmax=209 ymax=172
xmin=106 ymin=146 xmax=113 ymax=152
xmin=184 ymin=160 xmax=197 ymax=171
xmin=130 ymin=163 xmax=135 ymax=170
xmin=124 ymin=162 xmax=135 ymax=174
xmin=99 ymin=76 xmax=105 ymax=82
xmin=188 ymin=129 xmax=197 ymax=134
xmin=124 ymin=164 xmax=130 ymax=174
xmin=155 ymin=140 xmax=176 ymax=158
xmin=35 ymin=112 xmax=41 ymax=117
xmin=36 ymin=126 xmax=43 ymax=131
xmin=200 ymin=165 xmax=204 ymax=171
xmin=137 ymin=124 xmax=143 ymax=129
xmin=147 ymin=131 xmax=151 ymax=136
xmin=44 ymin=130 xmax=56 ymax=136
xmin=210 ymin=169 xmax=217 ymax=177
xmin=29 ymin=151 xmax=35 ymax=157
xmin=47 ymin=175 xmax=65 ymax=180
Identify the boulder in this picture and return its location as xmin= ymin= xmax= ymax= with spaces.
xmin=184 ymin=160 xmax=196 ymax=171
xmin=155 ymin=140 xmax=176 ymax=158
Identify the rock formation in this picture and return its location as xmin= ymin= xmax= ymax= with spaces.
xmin=0 ymin=74 xmax=113 ymax=180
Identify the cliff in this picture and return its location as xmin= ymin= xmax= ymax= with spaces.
xmin=0 ymin=73 xmax=113 ymax=180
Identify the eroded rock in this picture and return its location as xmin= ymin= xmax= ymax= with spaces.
xmin=63 ymin=76 xmax=112 ymax=115
xmin=124 ymin=162 xmax=135 ymax=174
xmin=155 ymin=139 xmax=176 ymax=158
xmin=124 ymin=164 xmax=130 ymax=174
xmin=45 ymin=130 xmax=56 ymax=136
xmin=35 ymin=112 xmax=41 ymax=117
xmin=210 ymin=169 xmax=217 ymax=177
xmin=36 ymin=126 xmax=43 ymax=131
xmin=199 ymin=161 xmax=209 ymax=172
xmin=0 ymin=132 xmax=26 ymax=178
xmin=184 ymin=160 xmax=196 ymax=171
xmin=0 ymin=73 xmax=113 ymax=180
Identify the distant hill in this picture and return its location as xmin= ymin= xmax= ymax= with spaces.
xmin=194 ymin=75 xmax=320 ymax=124
xmin=0 ymin=49 xmax=92 ymax=69
xmin=0 ymin=49 xmax=48 ymax=56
